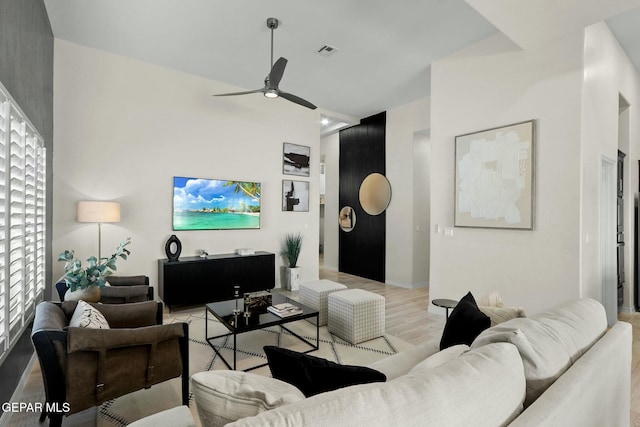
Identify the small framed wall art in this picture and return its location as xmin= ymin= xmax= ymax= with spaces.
xmin=283 ymin=143 xmax=310 ymax=177
xmin=282 ymin=180 xmax=309 ymax=212
xmin=454 ymin=120 xmax=535 ymax=230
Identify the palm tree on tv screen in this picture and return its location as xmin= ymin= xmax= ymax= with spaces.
xmin=224 ymin=181 xmax=261 ymax=202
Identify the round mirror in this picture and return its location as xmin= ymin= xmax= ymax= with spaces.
xmin=359 ymin=173 xmax=392 ymax=215
xmin=339 ymin=206 xmax=356 ymax=232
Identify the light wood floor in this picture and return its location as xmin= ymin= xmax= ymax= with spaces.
xmin=7 ymin=262 xmax=640 ymax=426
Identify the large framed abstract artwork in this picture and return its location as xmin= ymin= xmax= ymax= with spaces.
xmin=454 ymin=120 xmax=535 ymax=230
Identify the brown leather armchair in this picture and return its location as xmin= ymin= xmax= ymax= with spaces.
xmin=56 ymin=275 xmax=154 ymax=303
xmin=31 ymin=300 xmax=188 ymax=427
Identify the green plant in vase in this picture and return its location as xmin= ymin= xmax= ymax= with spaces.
xmin=58 ymin=238 xmax=131 ymax=300
xmin=282 ymin=233 xmax=303 ymax=268
xmin=282 ymin=233 xmax=303 ymax=291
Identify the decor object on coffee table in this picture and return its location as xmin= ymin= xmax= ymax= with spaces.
xmin=58 ymin=238 xmax=131 ymax=302
xmin=328 ymin=289 xmax=385 ymax=344
xmin=76 ymin=200 xmax=121 ymax=259
xmin=282 ymin=233 xmax=303 ymax=291
xmin=300 ymin=280 xmax=347 ymax=326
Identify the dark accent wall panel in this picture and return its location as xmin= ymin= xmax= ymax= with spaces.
xmin=0 ymin=0 xmax=53 ymax=408
xmin=339 ymin=112 xmax=386 ymax=282
xmin=0 ymin=0 xmax=53 ymax=144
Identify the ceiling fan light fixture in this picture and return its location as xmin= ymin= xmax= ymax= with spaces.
xmin=213 ymin=17 xmax=316 ymax=109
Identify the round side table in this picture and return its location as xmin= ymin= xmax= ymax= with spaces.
xmin=432 ymin=298 xmax=458 ymax=318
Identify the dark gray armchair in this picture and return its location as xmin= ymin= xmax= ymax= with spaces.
xmin=56 ymin=275 xmax=154 ymax=303
xmin=31 ymin=300 xmax=188 ymax=427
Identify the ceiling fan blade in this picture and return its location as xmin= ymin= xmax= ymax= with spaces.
xmin=214 ymin=89 xmax=264 ymax=97
xmin=268 ymin=57 xmax=288 ymax=88
xmin=279 ymin=91 xmax=317 ymax=110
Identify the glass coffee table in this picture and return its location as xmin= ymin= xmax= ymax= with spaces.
xmin=205 ymin=293 xmax=319 ymax=371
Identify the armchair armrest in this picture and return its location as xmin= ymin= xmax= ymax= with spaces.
xmin=67 ymin=323 xmax=186 ymax=353
xmin=33 ymin=302 xmax=68 ymax=332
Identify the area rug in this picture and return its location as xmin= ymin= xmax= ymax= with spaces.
xmin=96 ymin=308 xmax=414 ymax=426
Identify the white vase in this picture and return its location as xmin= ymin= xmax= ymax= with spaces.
xmin=64 ymin=286 xmax=101 ymax=303
xmin=285 ymin=267 xmax=301 ymax=291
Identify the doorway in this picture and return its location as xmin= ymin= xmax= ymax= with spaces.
xmin=601 ymin=155 xmax=617 ymax=326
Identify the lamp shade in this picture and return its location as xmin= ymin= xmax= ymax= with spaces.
xmin=77 ymin=201 xmax=121 ymax=223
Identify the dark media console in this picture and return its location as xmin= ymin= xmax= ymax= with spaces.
xmin=158 ymin=251 xmax=275 ymax=309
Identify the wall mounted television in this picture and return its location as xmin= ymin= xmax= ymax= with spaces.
xmin=173 ymin=176 xmax=261 ymax=230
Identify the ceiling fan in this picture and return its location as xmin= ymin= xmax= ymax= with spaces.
xmin=214 ymin=17 xmax=317 ymax=110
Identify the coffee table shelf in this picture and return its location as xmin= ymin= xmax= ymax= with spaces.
xmin=205 ymin=293 xmax=319 ymax=371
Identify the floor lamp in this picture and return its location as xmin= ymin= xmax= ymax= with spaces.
xmin=77 ymin=201 xmax=121 ymax=259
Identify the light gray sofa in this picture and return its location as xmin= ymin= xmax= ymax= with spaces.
xmin=134 ymin=298 xmax=632 ymax=427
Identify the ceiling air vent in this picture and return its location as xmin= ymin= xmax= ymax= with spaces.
xmin=316 ymin=45 xmax=339 ymax=57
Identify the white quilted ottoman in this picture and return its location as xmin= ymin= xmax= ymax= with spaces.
xmin=328 ymin=289 xmax=385 ymax=344
xmin=299 ymin=280 xmax=347 ymax=326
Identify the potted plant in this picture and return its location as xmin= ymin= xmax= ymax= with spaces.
xmin=58 ymin=238 xmax=131 ymax=302
xmin=282 ymin=233 xmax=303 ymax=291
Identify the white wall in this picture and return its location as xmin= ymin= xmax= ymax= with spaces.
xmin=386 ymin=97 xmax=430 ymax=288
xmin=413 ymin=131 xmax=431 ymax=286
xmin=430 ymin=31 xmax=585 ymax=315
xmin=320 ymin=132 xmax=340 ymax=271
xmin=581 ymin=22 xmax=640 ymax=314
xmin=52 ymin=39 xmax=321 ymax=292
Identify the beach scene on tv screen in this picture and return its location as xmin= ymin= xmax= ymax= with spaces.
xmin=173 ymin=177 xmax=261 ymax=230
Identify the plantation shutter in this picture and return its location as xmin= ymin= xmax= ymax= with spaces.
xmin=0 ymin=82 xmax=46 ymax=361
xmin=0 ymin=92 xmax=7 ymax=355
xmin=35 ymin=140 xmax=45 ymax=297
xmin=9 ymin=107 xmax=26 ymax=338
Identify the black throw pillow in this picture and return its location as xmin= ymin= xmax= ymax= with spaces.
xmin=263 ymin=346 xmax=386 ymax=397
xmin=439 ymin=291 xmax=490 ymax=350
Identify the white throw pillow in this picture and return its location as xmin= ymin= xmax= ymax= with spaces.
xmin=191 ymin=370 xmax=305 ymax=427
xmin=69 ymin=300 xmax=110 ymax=329
xmin=479 ymin=306 xmax=526 ymax=326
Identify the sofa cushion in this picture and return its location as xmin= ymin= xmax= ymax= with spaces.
xmin=191 ymin=370 xmax=305 ymax=427
xmin=263 ymin=346 xmax=386 ymax=397
xmin=229 ymin=342 xmax=526 ymax=427
xmin=366 ymin=339 xmax=440 ymax=380
xmin=69 ymin=300 xmax=110 ymax=329
xmin=471 ymin=298 xmax=607 ymax=407
xmin=408 ymin=344 xmax=469 ymax=375
xmin=440 ymin=292 xmax=490 ymax=350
